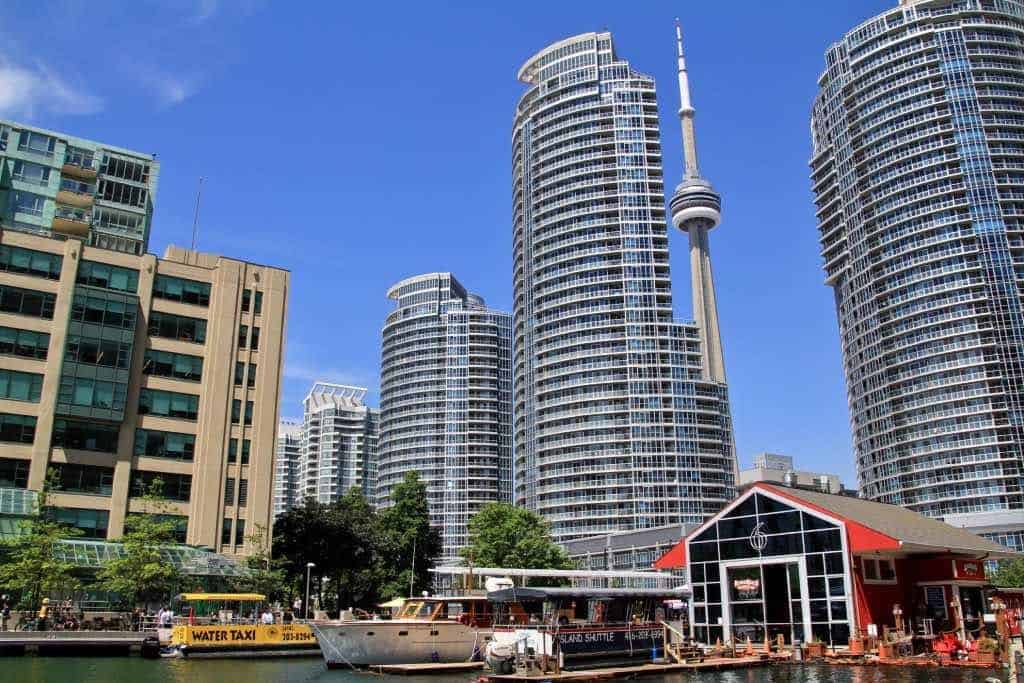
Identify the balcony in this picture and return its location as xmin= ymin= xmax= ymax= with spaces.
xmin=62 ymin=151 xmax=98 ymax=180
xmin=52 ymin=206 xmax=91 ymax=237
xmin=56 ymin=189 xmax=94 ymax=209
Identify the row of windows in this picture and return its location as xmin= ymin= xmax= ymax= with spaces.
xmin=0 ymin=413 xmax=36 ymax=444
xmin=231 ymin=399 xmax=254 ymax=425
xmin=0 ymin=326 xmax=49 ymax=360
xmin=0 ymin=369 xmax=43 ymax=402
xmin=101 ymin=154 xmax=150 ymax=185
xmin=228 ymin=438 xmax=251 ymax=464
xmin=130 ymin=471 xmax=191 ymax=502
xmin=52 ymin=463 xmax=114 ymax=496
xmin=139 ymin=389 xmax=199 ymax=421
xmin=152 ymin=275 xmax=210 ymax=307
xmin=0 ymin=458 xmax=29 ymax=488
xmin=53 ymin=419 xmax=119 ymax=453
xmin=0 ymin=245 xmax=62 ymax=280
xmin=76 ymin=260 xmax=139 ymax=294
xmin=148 ymin=310 xmax=206 ymax=344
xmin=58 ymin=377 xmax=128 ymax=411
xmin=134 ymin=428 xmax=195 ymax=461
xmin=241 ymin=289 xmax=263 ymax=315
xmin=50 ymin=507 xmax=108 ymax=539
xmin=234 ymin=362 xmax=256 ymax=388
xmin=222 ymin=518 xmax=246 ymax=546
xmin=144 ymin=349 xmax=203 ymax=382
xmin=238 ymin=325 xmax=260 ymax=350
xmin=1 ymin=285 xmax=55 ymax=320
xmin=65 ymin=335 xmax=132 ymax=369
xmin=71 ymin=294 xmax=135 ymax=329
xmin=224 ymin=477 xmax=249 ymax=507
xmin=98 ymin=179 xmax=148 ymax=209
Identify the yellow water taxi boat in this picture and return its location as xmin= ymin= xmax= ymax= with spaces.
xmin=167 ymin=592 xmax=318 ymax=658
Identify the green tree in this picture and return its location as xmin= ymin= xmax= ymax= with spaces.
xmin=0 ymin=471 xmax=82 ymax=609
xmin=236 ymin=523 xmax=287 ymax=602
xmin=377 ymin=472 xmax=440 ymax=600
xmin=461 ymin=503 xmax=573 ymax=572
xmin=96 ymin=478 xmax=181 ymax=609
xmin=991 ymin=558 xmax=1024 ymax=587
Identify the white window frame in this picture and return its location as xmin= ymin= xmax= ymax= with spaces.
xmin=861 ymin=557 xmax=898 ymax=585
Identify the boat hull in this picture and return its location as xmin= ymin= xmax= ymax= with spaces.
xmin=170 ymin=623 xmax=319 ymax=658
xmin=311 ymin=620 xmax=487 ymax=667
xmin=491 ymin=624 xmax=663 ymax=663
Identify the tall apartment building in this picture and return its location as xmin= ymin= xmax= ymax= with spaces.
xmin=0 ymin=120 xmax=158 ymax=256
xmin=512 ymin=32 xmax=737 ymax=543
xmin=296 ymin=383 xmax=378 ymax=507
xmin=379 ymin=273 xmax=512 ymax=563
xmin=272 ymin=420 xmax=302 ymax=518
xmin=811 ymin=0 xmax=1024 ymax=550
xmin=0 ymin=231 xmax=287 ymax=554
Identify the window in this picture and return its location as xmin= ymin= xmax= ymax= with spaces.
xmin=247 ymin=363 xmax=256 ymax=388
xmin=98 ymin=179 xmax=147 ymax=208
xmin=17 ymin=130 xmax=55 ymax=156
xmin=234 ymin=361 xmax=244 ymax=386
xmin=0 ymin=127 xmax=8 ymax=151
xmin=241 ymin=289 xmax=251 ymax=312
xmin=143 ymin=349 xmax=203 ymax=382
xmin=253 ymin=291 xmax=263 ymax=316
xmin=862 ymin=558 xmax=897 ymax=584
xmin=58 ymin=377 xmax=127 ymax=410
xmin=12 ymin=160 xmax=51 ymax=186
xmin=234 ymin=519 xmax=246 ymax=546
xmin=138 ymin=389 xmax=199 ymax=421
xmin=130 ymin=471 xmax=191 ymax=502
xmin=71 ymin=294 xmax=134 ymax=329
xmin=228 ymin=438 xmax=238 ymax=463
xmin=76 ymin=260 xmax=139 ymax=293
xmin=250 ymin=327 xmax=260 ymax=351
xmin=238 ymin=324 xmax=248 ymax=348
xmin=93 ymin=209 xmax=143 ymax=238
xmin=152 ymin=275 xmax=210 ymax=307
xmin=224 ymin=478 xmax=235 ymax=505
xmin=148 ymin=311 xmax=206 ymax=343
xmin=12 ymin=191 xmax=45 ymax=216
xmin=101 ymin=154 xmax=150 ymax=184
xmin=238 ymin=479 xmax=248 ymax=508
xmin=65 ymin=336 xmax=132 ymax=369
xmin=0 ymin=285 xmax=55 ymax=320
xmin=0 ymin=413 xmax=36 ymax=444
xmin=65 ymin=147 xmax=94 ymax=171
xmin=49 ymin=508 xmax=108 ymax=539
xmin=52 ymin=463 xmax=114 ymax=496
xmin=134 ymin=428 xmax=195 ymax=460
xmin=128 ymin=513 xmax=187 ymax=543
xmin=52 ymin=419 xmax=119 ymax=453
xmin=244 ymin=401 xmax=253 ymax=426
xmin=60 ymin=177 xmax=94 ymax=195
xmin=241 ymin=439 xmax=250 ymax=465
xmin=0 ymin=245 xmax=62 ymax=280
xmin=221 ymin=519 xmax=233 ymax=546
xmin=0 ymin=326 xmax=49 ymax=360
xmin=0 ymin=369 xmax=43 ymax=402
xmin=231 ymin=399 xmax=241 ymax=424
xmin=0 ymin=458 xmax=29 ymax=488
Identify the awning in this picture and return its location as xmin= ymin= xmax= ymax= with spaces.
xmin=178 ymin=593 xmax=266 ymax=602
xmin=653 ymin=541 xmax=687 ymax=570
xmin=378 ymin=598 xmax=406 ymax=608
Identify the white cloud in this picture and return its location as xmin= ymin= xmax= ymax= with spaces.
xmin=0 ymin=59 xmax=102 ymax=118
xmin=284 ymin=363 xmax=375 ymax=390
xmin=194 ymin=0 xmax=220 ymax=23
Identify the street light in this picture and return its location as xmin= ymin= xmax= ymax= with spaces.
xmin=305 ymin=562 xmax=316 ymax=621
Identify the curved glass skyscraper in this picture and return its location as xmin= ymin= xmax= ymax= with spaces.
xmin=811 ymin=0 xmax=1024 ymax=549
xmin=378 ymin=273 xmax=512 ymax=562
xmin=512 ymin=32 xmax=737 ymax=543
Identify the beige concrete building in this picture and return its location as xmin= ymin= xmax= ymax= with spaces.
xmin=0 ymin=228 xmax=288 ymax=555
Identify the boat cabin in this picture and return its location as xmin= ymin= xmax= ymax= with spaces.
xmin=174 ymin=592 xmax=267 ymax=625
xmin=397 ymin=596 xmax=492 ymax=627
xmin=487 ymin=587 xmax=687 ymax=628
xmin=654 ymin=483 xmax=1019 ymax=648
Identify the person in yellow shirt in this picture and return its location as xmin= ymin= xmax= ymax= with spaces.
xmin=37 ymin=598 xmax=49 ymax=631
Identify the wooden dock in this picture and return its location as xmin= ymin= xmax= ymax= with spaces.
xmin=0 ymin=631 xmax=154 ymax=657
xmin=370 ymin=661 xmax=486 ymax=675
xmin=483 ymin=656 xmax=767 ymax=681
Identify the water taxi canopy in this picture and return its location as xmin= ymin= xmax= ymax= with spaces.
xmin=178 ymin=593 xmax=266 ymax=602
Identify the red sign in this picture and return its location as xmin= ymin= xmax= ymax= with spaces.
xmin=952 ymin=559 xmax=985 ymax=581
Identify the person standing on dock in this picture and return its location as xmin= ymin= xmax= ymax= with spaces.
xmin=36 ymin=598 xmax=49 ymax=631
xmin=1 ymin=595 xmax=10 ymax=632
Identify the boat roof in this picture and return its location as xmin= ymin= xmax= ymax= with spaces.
xmin=430 ymin=566 xmax=673 ymax=580
xmin=177 ymin=592 xmax=266 ymax=602
xmin=413 ymin=595 xmax=488 ymax=602
xmin=487 ymin=587 xmax=688 ymax=603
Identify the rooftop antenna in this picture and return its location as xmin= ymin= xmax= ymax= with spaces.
xmin=190 ymin=176 xmax=203 ymax=251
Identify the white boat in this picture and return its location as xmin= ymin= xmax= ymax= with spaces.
xmin=311 ymin=596 xmax=492 ymax=668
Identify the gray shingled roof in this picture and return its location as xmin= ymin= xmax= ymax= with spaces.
xmin=759 ymin=484 xmax=1018 ymax=558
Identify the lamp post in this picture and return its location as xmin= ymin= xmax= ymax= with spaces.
xmin=305 ymin=562 xmax=316 ymax=621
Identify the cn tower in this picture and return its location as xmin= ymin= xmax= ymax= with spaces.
xmin=669 ymin=21 xmax=727 ymax=383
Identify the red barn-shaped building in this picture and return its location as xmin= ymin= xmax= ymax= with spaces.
xmin=653 ymin=483 xmax=1018 ymax=647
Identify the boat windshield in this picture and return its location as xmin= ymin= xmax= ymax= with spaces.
xmin=397 ymin=600 xmax=442 ymax=620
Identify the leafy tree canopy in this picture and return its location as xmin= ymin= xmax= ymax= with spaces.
xmin=460 ymin=503 xmax=572 ymax=572
xmin=377 ymin=472 xmax=440 ymax=601
xmin=991 ymin=558 xmax=1024 ymax=588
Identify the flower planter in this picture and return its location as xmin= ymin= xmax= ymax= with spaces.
xmin=974 ymin=650 xmax=997 ymax=664
xmin=804 ymin=642 xmax=826 ymax=658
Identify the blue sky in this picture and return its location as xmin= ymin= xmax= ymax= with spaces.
xmin=2 ymin=1 xmax=897 ymax=485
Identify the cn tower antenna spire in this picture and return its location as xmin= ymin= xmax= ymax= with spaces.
xmin=669 ymin=19 xmax=727 ymax=384
xmin=675 ymin=18 xmax=700 ymax=180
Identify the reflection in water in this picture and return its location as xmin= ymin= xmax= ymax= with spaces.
xmin=1 ymin=660 xmax=1007 ymax=683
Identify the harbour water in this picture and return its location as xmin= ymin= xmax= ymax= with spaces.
xmin=0 ymin=659 xmax=1009 ymax=683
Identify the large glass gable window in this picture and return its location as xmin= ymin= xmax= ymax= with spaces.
xmin=688 ymin=492 xmax=850 ymax=648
